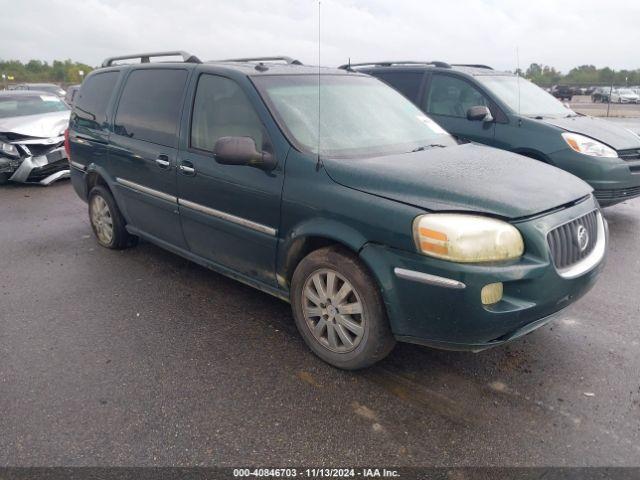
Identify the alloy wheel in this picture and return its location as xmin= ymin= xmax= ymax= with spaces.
xmin=301 ymin=268 xmax=365 ymax=353
xmin=90 ymin=195 xmax=114 ymax=245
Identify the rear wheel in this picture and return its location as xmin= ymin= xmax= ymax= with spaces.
xmin=88 ymin=185 xmax=135 ymax=249
xmin=290 ymin=246 xmax=395 ymax=369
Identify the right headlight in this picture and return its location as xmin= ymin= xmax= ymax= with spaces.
xmin=413 ymin=214 xmax=524 ymax=263
xmin=561 ymin=132 xmax=617 ymax=158
xmin=1 ymin=142 xmax=19 ymax=158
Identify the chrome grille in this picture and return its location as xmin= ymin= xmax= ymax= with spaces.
xmin=547 ymin=210 xmax=599 ymax=270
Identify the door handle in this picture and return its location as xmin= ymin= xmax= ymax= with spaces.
xmin=155 ymin=154 xmax=171 ymax=169
xmin=179 ymin=161 xmax=196 ymax=176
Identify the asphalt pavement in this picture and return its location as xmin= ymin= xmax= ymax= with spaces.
xmin=1 ymin=180 xmax=639 ymax=467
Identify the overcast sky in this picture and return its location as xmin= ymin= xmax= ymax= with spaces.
xmin=1 ymin=0 xmax=639 ymax=72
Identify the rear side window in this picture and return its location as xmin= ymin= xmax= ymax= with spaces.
xmin=114 ymin=69 xmax=189 ymax=147
xmin=191 ymin=75 xmax=265 ymax=152
xmin=74 ymin=71 xmax=119 ymax=130
xmin=371 ymin=72 xmax=424 ymax=102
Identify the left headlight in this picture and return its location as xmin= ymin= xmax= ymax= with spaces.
xmin=562 ymin=132 xmax=617 ymax=158
xmin=413 ymin=214 xmax=524 ymax=263
xmin=0 ymin=142 xmax=20 ymax=158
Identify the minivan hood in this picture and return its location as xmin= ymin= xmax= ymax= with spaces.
xmin=323 ymin=143 xmax=592 ymax=219
xmin=0 ymin=111 xmax=70 ymax=139
xmin=540 ymin=115 xmax=640 ymax=151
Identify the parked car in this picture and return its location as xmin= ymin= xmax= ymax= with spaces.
xmin=348 ymin=61 xmax=640 ymax=206
xmin=11 ymin=83 xmax=66 ymax=98
xmin=551 ymin=85 xmax=573 ymax=101
xmin=0 ymin=90 xmax=70 ymax=185
xmin=67 ymin=52 xmax=607 ymax=369
xmin=591 ymin=87 xmax=612 ymax=103
xmin=610 ymin=88 xmax=640 ymax=104
xmin=64 ymin=84 xmax=81 ymax=106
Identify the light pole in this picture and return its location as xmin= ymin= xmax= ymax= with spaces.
xmin=1 ymin=73 xmax=6 ymax=90
xmin=78 ymin=70 xmax=84 ymax=83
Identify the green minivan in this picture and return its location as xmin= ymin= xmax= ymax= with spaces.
xmin=348 ymin=61 xmax=640 ymax=206
xmin=67 ymin=52 xmax=607 ymax=369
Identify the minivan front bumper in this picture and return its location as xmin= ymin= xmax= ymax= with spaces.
xmin=549 ymin=147 xmax=640 ymax=206
xmin=359 ymin=197 xmax=606 ymax=351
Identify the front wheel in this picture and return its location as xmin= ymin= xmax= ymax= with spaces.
xmin=290 ymin=246 xmax=395 ymax=369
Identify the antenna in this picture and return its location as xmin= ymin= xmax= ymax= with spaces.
xmin=316 ymin=0 xmax=322 ymax=170
xmin=607 ymin=70 xmax=614 ymax=118
xmin=516 ymin=46 xmax=521 ymax=120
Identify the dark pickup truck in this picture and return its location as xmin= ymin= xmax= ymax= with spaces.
xmin=552 ymin=85 xmax=573 ymax=101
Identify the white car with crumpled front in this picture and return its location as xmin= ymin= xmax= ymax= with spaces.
xmin=0 ymin=90 xmax=70 ymax=185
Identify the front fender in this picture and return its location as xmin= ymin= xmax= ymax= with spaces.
xmin=276 ymin=217 xmax=369 ymax=288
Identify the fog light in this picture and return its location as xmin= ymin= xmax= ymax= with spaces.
xmin=481 ymin=282 xmax=503 ymax=305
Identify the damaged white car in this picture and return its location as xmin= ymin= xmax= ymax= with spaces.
xmin=0 ymin=91 xmax=70 ymax=185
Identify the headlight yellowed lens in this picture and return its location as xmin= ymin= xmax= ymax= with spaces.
xmin=413 ymin=214 xmax=524 ymax=263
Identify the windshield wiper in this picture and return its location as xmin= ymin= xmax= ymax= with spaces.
xmin=411 ymin=144 xmax=446 ymax=152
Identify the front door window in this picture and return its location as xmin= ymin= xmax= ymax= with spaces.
xmin=424 ymin=74 xmax=489 ymax=118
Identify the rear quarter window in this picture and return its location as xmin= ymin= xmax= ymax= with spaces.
xmin=114 ymin=69 xmax=189 ymax=147
xmin=74 ymin=71 xmax=119 ymax=130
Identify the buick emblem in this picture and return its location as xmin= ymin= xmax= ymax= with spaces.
xmin=576 ymin=225 xmax=589 ymax=252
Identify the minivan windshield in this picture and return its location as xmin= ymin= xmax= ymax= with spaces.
xmin=476 ymin=75 xmax=575 ymax=118
xmin=253 ymin=74 xmax=456 ymax=158
xmin=0 ymin=94 xmax=69 ymax=118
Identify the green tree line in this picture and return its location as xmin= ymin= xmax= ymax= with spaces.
xmin=0 ymin=59 xmax=94 ymax=85
xmin=2 ymin=58 xmax=640 ymax=88
xmin=519 ymin=63 xmax=640 ymax=87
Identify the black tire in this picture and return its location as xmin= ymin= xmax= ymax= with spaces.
xmin=88 ymin=185 xmax=135 ymax=249
xmin=290 ymin=246 xmax=395 ymax=369
xmin=0 ymin=172 xmax=9 ymax=185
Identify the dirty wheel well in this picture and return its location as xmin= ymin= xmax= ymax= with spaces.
xmin=86 ymin=172 xmax=110 ymax=193
xmin=284 ymin=237 xmax=357 ymax=286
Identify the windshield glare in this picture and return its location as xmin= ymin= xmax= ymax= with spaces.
xmin=476 ymin=75 xmax=573 ymax=117
xmin=0 ymin=95 xmax=69 ymax=118
xmin=254 ymin=75 xmax=456 ymax=158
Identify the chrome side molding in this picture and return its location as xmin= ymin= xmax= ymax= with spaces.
xmin=69 ymin=161 xmax=86 ymax=171
xmin=116 ymin=177 xmax=178 ymax=203
xmin=394 ymin=268 xmax=466 ymax=289
xmin=115 ymin=177 xmax=277 ymax=237
xmin=178 ymin=198 xmax=277 ymax=236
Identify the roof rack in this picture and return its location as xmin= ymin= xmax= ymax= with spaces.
xmin=101 ymin=51 xmax=201 ymax=68
xmin=338 ymin=60 xmax=451 ymax=70
xmin=219 ymin=56 xmax=303 ymax=65
xmin=451 ymin=64 xmax=493 ymax=70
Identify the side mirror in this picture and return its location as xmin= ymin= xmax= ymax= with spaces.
xmin=466 ymin=105 xmax=494 ymax=123
xmin=213 ymin=136 xmax=276 ymax=171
